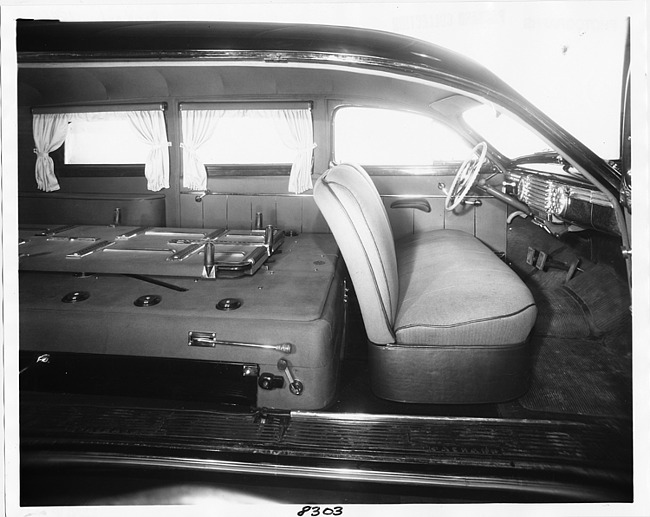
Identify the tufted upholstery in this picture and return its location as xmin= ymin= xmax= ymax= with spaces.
xmin=314 ymin=164 xmax=537 ymax=403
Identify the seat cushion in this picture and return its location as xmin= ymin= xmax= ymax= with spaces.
xmin=394 ymin=229 xmax=537 ymax=347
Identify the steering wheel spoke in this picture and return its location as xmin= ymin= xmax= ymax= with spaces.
xmin=445 ymin=142 xmax=488 ymax=211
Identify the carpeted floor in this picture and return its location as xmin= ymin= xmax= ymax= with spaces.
xmin=504 ymin=217 xmax=632 ymax=418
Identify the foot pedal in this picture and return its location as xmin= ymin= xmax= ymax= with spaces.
xmin=526 ymin=247 xmax=581 ymax=282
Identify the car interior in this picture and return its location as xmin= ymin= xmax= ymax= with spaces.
xmin=14 ymin=20 xmax=633 ymax=504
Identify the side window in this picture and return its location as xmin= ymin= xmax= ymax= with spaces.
xmin=32 ymin=106 xmax=170 ymax=191
xmin=65 ymin=113 xmax=152 ymax=165
xmin=180 ymin=105 xmax=314 ymax=177
xmin=333 ymin=106 xmax=470 ymax=167
xmin=196 ymin=110 xmax=300 ymax=166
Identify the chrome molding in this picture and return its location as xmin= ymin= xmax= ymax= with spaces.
xmin=22 ymin=451 xmax=607 ymax=500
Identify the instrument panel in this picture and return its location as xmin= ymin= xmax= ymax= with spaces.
xmin=507 ymin=169 xmax=619 ymax=235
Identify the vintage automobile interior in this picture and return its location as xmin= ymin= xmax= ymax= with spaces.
xmin=14 ymin=19 xmax=633 ymax=504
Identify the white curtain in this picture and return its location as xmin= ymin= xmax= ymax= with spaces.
xmin=33 ymin=109 xmax=170 ymax=192
xmin=180 ymin=109 xmax=225 ymax=191
xmin=126 ymin=110 xmax=171 ymax=191
xmin=32 ymin=113 xmax=71 ymax=192
xmin=264 ymin=109 xmax=315 ymax=194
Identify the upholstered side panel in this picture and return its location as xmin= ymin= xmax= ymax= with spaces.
xmin=19 ymin=192 xmax=166 ymax=226
xmin=180 ymin=193 xmax=329 ymax=234
xmin=369 ymin=339 xmax=532 ymax=404
xmin=314 ymin=165 xmax=398 ymax=345
xmin=394 ymin=230 xmax=537 ymax=346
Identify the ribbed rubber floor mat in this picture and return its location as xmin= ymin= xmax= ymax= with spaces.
xmin=520 ymin=336 xmax=632 ymax=417
xmin=20 ymin=395 xmax=630 ymax=473
xmin=533 ymin=289 xmax=592 ymax=338
xmin=564 ymin=264 xmax=631 ymax=334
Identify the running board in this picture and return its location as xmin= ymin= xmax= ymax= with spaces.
xmin=20 ymin=393 xmax=632 ymax=502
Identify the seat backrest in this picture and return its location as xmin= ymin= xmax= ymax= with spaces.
xmin=313 ymin=164 xmax=398 ymax=344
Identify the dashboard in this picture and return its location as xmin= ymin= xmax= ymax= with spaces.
xmin=506 ymin=167 xmax=620 ymax=235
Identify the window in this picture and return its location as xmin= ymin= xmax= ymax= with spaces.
xmin=197 ymin=110 xmax=299 ymax=165
xmin=32 ymin=106 xmax=170 ymax=192
xmin=333 ymin=106 xmax=470 ymax=166
xmin=180 ymin=104 xmax=315 ymax=193
xmin=462 ymin=105 xmax=552 ymax=158
xmin=65 ymin=114 xmax=151 ymax=165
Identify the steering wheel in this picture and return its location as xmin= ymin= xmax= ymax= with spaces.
xmin=445 ymin=142 xmax=488 ymax=211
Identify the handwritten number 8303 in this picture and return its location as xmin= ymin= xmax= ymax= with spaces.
xmin=297 ymin=506 xmax=343 ymax=516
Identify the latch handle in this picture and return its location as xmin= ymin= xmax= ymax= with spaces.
xmin=277 ymin=358 xmax=303 ymax=395
xmin=188 ymin=331 xmax=293 ymax=353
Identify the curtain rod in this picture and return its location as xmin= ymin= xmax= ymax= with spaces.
xmin=31 ymin=102 xmax=167 ymax=115
xmin=179 ymin=101 xmax=312 ymax=111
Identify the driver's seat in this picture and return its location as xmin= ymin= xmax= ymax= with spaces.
xmin=313 ymin=163 xmax=537 ymax=403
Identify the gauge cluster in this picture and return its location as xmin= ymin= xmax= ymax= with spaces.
xmin=510 ymin=171 xmax=620 ymax=235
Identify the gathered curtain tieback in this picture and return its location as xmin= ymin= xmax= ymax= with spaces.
xmin=152 ymin=141 xmax=172 ymax=149
xmin=33 ymin=148 xmax=49 ymax=157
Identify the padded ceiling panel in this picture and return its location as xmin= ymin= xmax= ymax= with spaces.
xmin=19 ymin=64 xmax=454 ymax=110
xmin=158 ymin=67 xmax=225 ymax=97
xmin=19 ymin=68 xmax=108 ymax=105
xmin=90 ymin=68 xmax=169 ymax=100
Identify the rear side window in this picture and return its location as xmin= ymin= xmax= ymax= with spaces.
xmin=65 ymin=113 xmax=151 ymax=165
xmin=190 ymin=110 xmax=302 ymax=165
xmin=333 ymin=106 xmax=470 ymax=166
xmin=179 ymin=103 xmax=315 ymax=193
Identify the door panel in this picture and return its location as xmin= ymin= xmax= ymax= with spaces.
xmin=443 ymin=202 xmax=475 ymax=234
xmin=383 ymin=198 xmax=413 ymax=240
xmin=413 ymin=196 xmax=445 ymax=234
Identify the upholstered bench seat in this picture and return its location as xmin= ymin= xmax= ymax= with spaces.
xmin=394 ymin=230 xmax=537 ymax=347
xmin=314 ymin=163 xmax=537 ymax=404
xmin=369 ymin=230 xmax=538 ymax=404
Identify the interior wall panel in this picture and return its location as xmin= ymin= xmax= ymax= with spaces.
xmin=179 ymin=194 xmax=204 ymax=228
xmin=251 ymin=196 xmax=278 ymax=229
xmin=227 ymin=196 xmax=255 ymax=230
xmin=276 ymin=196 xmax=304 ymax=233
xmin=202 ymin=195 xmax=228 ymax=229
xmin=475 ymin=197 xmax=507 ymax=253
xmin=443 ymin=204 xmax=475 ymax=235
xmin=413 ymin=197 xmax=446 ymax=234
xmin=301 ymin=197 xmax=329 ymax=234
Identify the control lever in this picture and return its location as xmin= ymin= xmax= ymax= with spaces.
xmin=195 ymin=190 xmax=211 ymax=202
xmin=526 ymin=247 xmax=582 ymax=282
xmin=277 ymin=358 xmax=303 ymax=395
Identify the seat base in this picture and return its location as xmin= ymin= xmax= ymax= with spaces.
xmin=369 ymin=339 xmax=532 ymax=404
